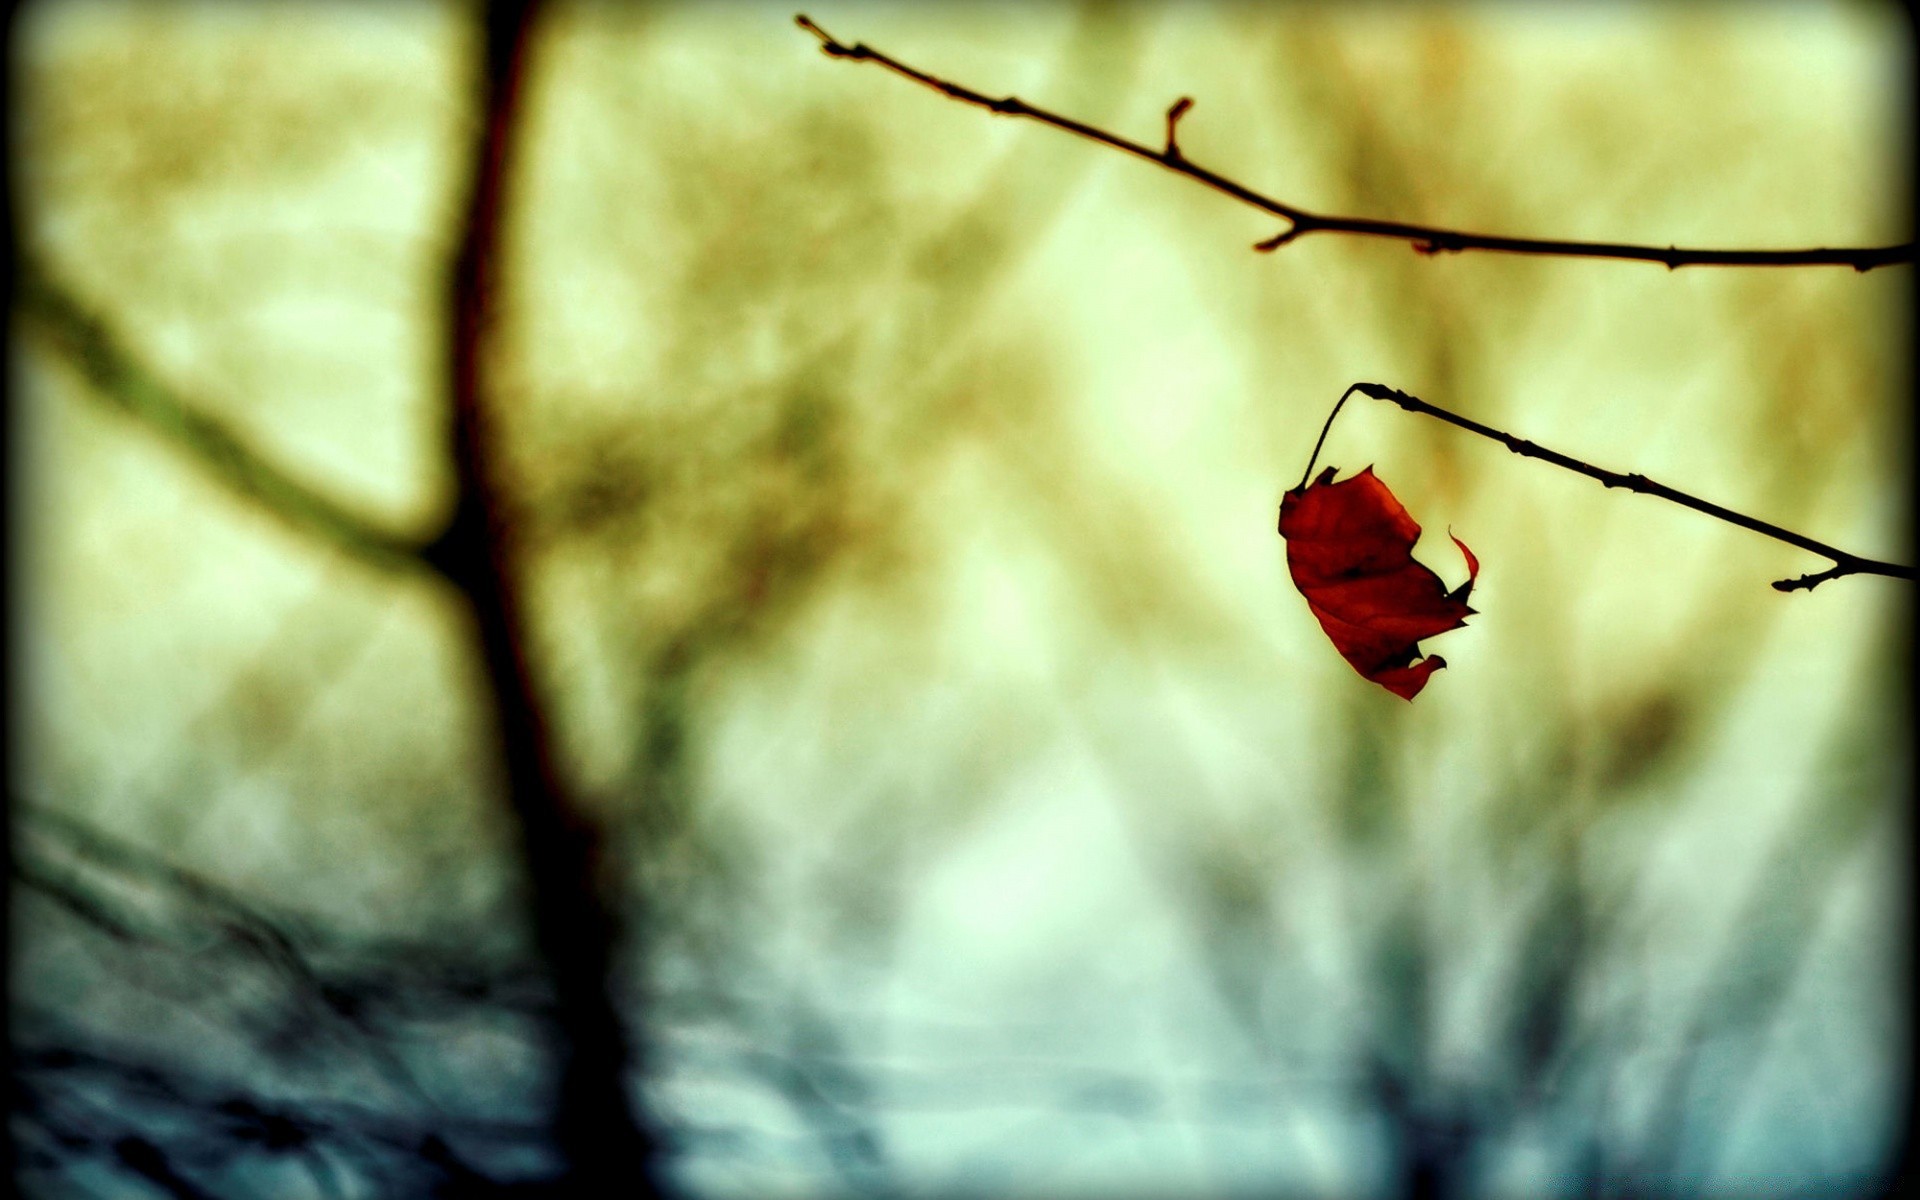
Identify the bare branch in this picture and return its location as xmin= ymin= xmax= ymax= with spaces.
xmin=1299 ymin=382 xmax=1913 ymax=591
xmin=1625 ymin=718 xmax=1894 ymax=1189
xmin=795 ymin=15 xmax=1912 ymax=272
xmin=14 ymin=258 xmax=435 ymax=575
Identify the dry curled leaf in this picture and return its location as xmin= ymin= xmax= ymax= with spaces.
xmin=1278 ymin=466 xmax=1478 ymax=700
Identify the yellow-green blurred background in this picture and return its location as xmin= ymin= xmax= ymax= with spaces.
xmin=11 ymin=2 xmax=1910 ymax=1196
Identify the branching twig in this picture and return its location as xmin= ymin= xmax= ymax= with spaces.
xmin=795 ymin=15 xmax=1912 ymax=272
xmin=1298 ymin=383 xmax=1913 ymax=592
xmin=14 ymin=257 xmax=434 ymax=574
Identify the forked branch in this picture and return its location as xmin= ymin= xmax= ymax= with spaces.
xmin=1300 ymin=383 xmax=1913 ymax=592
xmin=796 ymin=15 xmax=1912 ymax=272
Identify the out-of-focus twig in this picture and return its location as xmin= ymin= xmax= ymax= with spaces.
xmin=1625 ymin=758 xmax=1892 ymax=1189
xmin=794 ymin=15 xmax=1912 ymax=272
xmin=15 ymin=3 xmax=656 ymax=1184
xmin=13 ymin=257 xmax=434 ymax=575
xmin=112 ymin=1135 xmax=219 ymax=1200
xmin=14 ymin=1033 xmax=550 ymax=1196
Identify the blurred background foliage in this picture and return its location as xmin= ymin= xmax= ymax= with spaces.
xmin=11 ymin=1 xmax=1909 ymax=1196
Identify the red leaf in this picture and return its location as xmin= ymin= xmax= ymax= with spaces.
xmin=1278 ymin=466 xmax=1478 ymax=701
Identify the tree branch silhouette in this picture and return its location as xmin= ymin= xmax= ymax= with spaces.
xmin=14 ymin=257 xmax=433 ymax=576
xmin=1296 ymin=383 xmax=1913 ymax=592
xmin=14 ymin=1029 xmax=545 ymax=1195
xmin=794 ymin=15 xmax=1912 ymax=272
xmin=436 ymin=0 xmax=663 ymax=1192
xmin=18 ymin=8 xmax=664 ymax=1185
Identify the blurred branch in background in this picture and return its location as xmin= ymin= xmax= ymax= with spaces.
xmin=13 ymin=799 xmax=1359 ymax=1196
xmin=794 ymin=14 xmax=1914 ymax=271
xmin=11 ymin=796 xmax=552 ymax=1197
xmin=13 ymin=0 xmax=662 ymax=1191
xmin=13 ymin=259 xmax=434 ymax=577
xmin=12 ymin=5 xmax=1903 ymax=1198
xmin=432 ymin=0 xmax=661 ymax=1191
xmin=1621 ymin=714 xmax=1898 ymax=1193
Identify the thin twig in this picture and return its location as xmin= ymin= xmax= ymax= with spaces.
xmin=795 ymin=15 xmax=1912 ymax=272
xmin=14 ymin=258 xmax=434 ymax=574
xmin=1298 ymin=382 xmax=1912 ymax=592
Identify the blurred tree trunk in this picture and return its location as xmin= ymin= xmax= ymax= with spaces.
xmin=438 ymin=1 xmax=662 ymax=1191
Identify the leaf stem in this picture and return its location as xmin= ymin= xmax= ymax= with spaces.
xmin=1296 ymin=383 xmax=1368 ymax=491
xmin=1303 ymin=383 xmax=1912 ymax=593
xmin=795 ymin=15 xmax=1912 ymax=271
